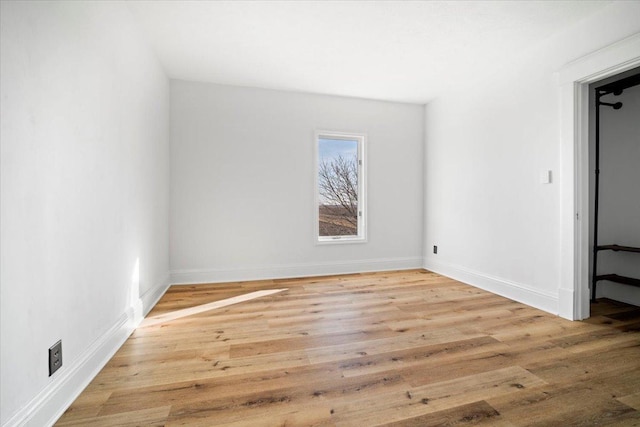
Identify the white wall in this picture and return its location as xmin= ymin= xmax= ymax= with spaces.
xmin=423 ymin=1 xmax=640 ymax=314
xmin=0 ymin=2 xmax=170 ymax=426
xmin=170 ymin=81 xmax=424 ymax=283
xmin=591 ymin=83 xmax=640 ymax=304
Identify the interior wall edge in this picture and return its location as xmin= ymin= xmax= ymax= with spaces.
xmin=169 ymin=257 xmax=424 ymax=285
xmin=141 ymin=272 xmax=171 ymax=317
xmin=423 ymin=257 xmax=560 ymax=317
xmin=557 ymin=288 xmax=577 ymax=320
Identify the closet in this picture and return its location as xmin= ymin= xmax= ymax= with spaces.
xmin=591 ymin=71 xmax=640 ymax=302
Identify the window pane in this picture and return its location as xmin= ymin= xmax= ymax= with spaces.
xmin=318 ymin=137 xmax=359 ymax=237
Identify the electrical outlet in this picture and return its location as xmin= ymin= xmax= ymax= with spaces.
xmin=433 ymin=245 xmax=438 ymax=254
xmin=49 ymin=340 xmax=62 ymax=376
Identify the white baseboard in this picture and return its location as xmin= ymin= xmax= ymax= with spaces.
xmin=3 ymin=313 xmax=132 ymax=427
xmin=170 ymin=257 xmax=424 ymax=285
xmin=423 ymin=257 xmax=559 ymax=315
xmin=141 ymin=273 xmax=170 ymax=316
xmin=2 ymin=275 xmax=171 ymax=427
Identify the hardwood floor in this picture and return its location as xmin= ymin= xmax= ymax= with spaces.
xmin=56 ymin=270 xmax=640 ymax=426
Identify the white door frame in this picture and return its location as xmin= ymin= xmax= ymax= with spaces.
xmin=557 ymin=33 xmax=640 ymax=320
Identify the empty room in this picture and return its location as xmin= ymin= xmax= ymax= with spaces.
xmin=2 ymin=1 xmax=640 ymax=426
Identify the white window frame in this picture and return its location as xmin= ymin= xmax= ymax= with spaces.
xmin=314 ymin=130 xmax=367 ymax=245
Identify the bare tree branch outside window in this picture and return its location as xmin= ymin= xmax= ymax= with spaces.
xmin=318 ymin=154 xmax=358 ymax=236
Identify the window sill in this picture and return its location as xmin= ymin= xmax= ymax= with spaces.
xmin=317 ymin=236 xmax=367 ymax=245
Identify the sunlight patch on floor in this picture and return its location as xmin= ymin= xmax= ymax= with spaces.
xmin=139 ymin=288 xmax=288 ymax=328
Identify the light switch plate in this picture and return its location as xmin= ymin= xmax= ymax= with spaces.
xmin=540 ymin=170 xmax=552 ymax=184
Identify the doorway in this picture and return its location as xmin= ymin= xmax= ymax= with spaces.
xmin=588 ymin=69 xmax=640 ymax=308
xmin=557 ymin=34 xmax=640 ymax=321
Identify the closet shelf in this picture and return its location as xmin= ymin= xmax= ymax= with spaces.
xmin=596 ymin=244 xmax=640 ymax=253
xmin=595 ymin=274 xmax=640 ymax=288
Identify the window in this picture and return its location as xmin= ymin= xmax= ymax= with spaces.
xmin=315 ymin=131 xmax=366 ymax=243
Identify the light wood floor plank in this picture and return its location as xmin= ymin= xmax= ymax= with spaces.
xmin=56 ymin=405 xmax=171 ymax=427
xmin=381 ymin=400 xmax=514 ymax=427
xmin=55 ymin=269 xmax=640 ymax=426
xmin=330 ymin=366 xmax=546 ymax=426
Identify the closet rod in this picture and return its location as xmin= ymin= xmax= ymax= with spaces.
xmin=598 ymin=101 xmax=623 ymax=109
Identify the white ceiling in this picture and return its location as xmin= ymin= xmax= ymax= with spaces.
xmin=127 ymin=0 xmax=611 ymax=104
